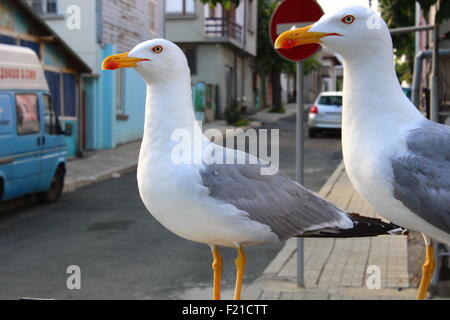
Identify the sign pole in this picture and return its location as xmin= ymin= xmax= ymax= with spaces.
xmin=269 ymin=0 xmax=324 ymax=290
xmin=296 ymin=61 xmax=305 ymax=287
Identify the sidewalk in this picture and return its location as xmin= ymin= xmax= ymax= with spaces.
xmin=64 ymin=119 xmax=262 ymax=193
xmin=246 ymin=162 xmax=417 ymax=300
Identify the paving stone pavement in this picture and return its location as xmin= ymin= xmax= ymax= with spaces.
xmin=246 ymin=162 xmax=418 ymax=300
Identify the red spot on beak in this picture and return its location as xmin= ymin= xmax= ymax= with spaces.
xmin=104 ymin=61 xmax=120 ymax=70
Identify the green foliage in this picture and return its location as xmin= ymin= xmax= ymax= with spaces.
xmin=379 ymin=0 xmax=415 ymax=84
xmin=234 ymin=118 xmax=250 ymax=127
xmin=417 ymin=0 xmax=450 ymax=24
xmin=255 ymin=0 xmax=319 ymax=76
xmin=255 ymin=0 xmax=292 ymax=75
xmin=270 ymin=105 xmax=285 ymax=113
xmin=224 ymin=99 xmax=243 ymax=125
xmin=200 ymin=0 xmax=239 ymax=10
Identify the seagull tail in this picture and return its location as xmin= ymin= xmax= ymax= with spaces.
xmin=297 ymin=213 xmax=408 ymax=238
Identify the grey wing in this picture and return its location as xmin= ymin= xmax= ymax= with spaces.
xmin=392 ymin=120 xmax=450 ymax=234
xmin=200 ymin=150 xmax=353 ymax=241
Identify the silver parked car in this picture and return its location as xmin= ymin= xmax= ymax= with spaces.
xmin=308 ymin=91 xmax=343 ymax=138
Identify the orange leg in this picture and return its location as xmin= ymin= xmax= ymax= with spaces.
xmin=211 ymin=246 xmax=222 ymax=300
xmin=417 ymin=242 xmax=435 ymax=300
xmin=233 ymin=246 xmax=246 ymax=300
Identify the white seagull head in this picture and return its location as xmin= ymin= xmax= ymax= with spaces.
xmin=275 ymin=5 xmax=392 ymax=60
xmin=102 ymin=39 xmax=190 ymax=84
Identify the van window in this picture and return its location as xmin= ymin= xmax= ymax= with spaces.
xmin=15 ymin=94 xmax=40 ymax=135
xmin=0 ymin=95 xmax=13 ymax=134
xmin=43 ymin=94 xmax=58 ymax=135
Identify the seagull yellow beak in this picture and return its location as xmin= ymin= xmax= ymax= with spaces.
xmin=274 ymin=25 xmax=341 ymax=50
xmin=102 ymin=52 xmax=149 ymax=70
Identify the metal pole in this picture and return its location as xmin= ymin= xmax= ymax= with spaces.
xmin=389 ymin=24 xmax=434 ymax=35
xmin=430 ymin=24 xmax=440 ymax=123
xmin=296 ymin=61 xmax=304 ymax=287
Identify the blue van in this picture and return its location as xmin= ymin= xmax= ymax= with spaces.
xmin=0 ymin=44 xmax=69 ymax=203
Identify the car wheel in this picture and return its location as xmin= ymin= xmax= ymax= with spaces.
xmin=309 ymin=128 xmax=318 ymax=138
xmin=37 ymin=166 xmax=65 ymax=204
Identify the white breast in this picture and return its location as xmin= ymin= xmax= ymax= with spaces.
xmin=137 ymin=139 xmax=278 ymax=247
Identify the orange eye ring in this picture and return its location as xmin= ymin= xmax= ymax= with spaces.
xmin=341 ymin=15 xmax=355 ymax=24
xmin=152 ymin=45 xmax=163 ymax=53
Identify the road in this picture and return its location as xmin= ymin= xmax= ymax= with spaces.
xmin=0 ymin=115 xmax=342 ymax=299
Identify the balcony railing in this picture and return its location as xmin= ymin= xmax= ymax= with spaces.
xmin=204 ymin=18 xmax=243 ymax=43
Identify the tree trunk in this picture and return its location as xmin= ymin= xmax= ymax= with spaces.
xmin=271 ymin=68 xmax=282 ymax=112
xmin=260 ymin=75 xmax=267 ymax=110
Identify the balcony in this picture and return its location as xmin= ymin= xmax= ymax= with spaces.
xmin=204 ymin=18 xmax=243 ymax=44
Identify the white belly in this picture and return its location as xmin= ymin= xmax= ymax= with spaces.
xmin=343 ymin=128 xmax=450 ymax=245
xmin=136 ymin=157 xmax=278 ymax=248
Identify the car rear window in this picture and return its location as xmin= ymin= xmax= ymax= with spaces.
xmin=318 ymin=96 xmax=342 ymax=106
xmin=0 ymin=94 xmax=13 ymax=134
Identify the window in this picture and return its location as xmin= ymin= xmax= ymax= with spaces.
xmin=15 ymin=94 xmax=40 ymax=135
xmin=165 ymin=0 xmax=195 ymax=15
xmin=43 ymin=94 xmax=58 ymax=135
xmin=318 ymin=95 xmax=343 ymax=106
xmin=149 ymin=1 xmax=156 ymax=32
xmin=46 ymin=0 xmax=57 ymax=14
xmin=182 ymin=47 xmax=197 ymax=75
xmin=31 ymin=0 xmax=43 ymax=13
xmin=0 ymin=95 xmax=13 ymax=135
xmin=27 ymin=0 xmax=58 ymax=15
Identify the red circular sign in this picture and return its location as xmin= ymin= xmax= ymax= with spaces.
xmin=270 ymin=0 xmax=324 ymax=61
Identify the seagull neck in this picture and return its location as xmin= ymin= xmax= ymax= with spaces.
xmin=143 ymin=81 xmax=200 ymax=142
xmin=342 ymin=49 xmax=422 ymax=124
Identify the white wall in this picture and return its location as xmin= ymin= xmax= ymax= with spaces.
xmin=44 ymin=0 xmax=99 ymax=71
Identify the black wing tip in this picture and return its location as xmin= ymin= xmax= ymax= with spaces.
xmin=297 ymin=212 xmax=408 ymax=238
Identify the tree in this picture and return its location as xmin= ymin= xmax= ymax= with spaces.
xmin=380 ymin=0 xmax=450 ymax=84
xmin=417 ymin=0 xmax=450 ymax=24
xmin=379 ymin=0 xmax=415 ymax=84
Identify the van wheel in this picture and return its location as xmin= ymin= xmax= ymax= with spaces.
xmin=37 ymin=167 xmax=65 ymax=204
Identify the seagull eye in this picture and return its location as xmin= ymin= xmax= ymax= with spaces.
xmin=152 ymin=45 xmax=163 ymax=54
xmin=341 ymin=15 xmax=355 ymax=24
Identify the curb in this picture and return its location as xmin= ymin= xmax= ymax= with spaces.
xmin=257 ymin=161 xmax=345 ymax=277
xmin=63 ymin=162 xmax=138 ymax=193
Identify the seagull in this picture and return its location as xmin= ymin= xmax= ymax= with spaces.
xmin=275 ymin=5 xmax=450 ymax=299
xmin=102 ymin=39 xmax=404 ymax=300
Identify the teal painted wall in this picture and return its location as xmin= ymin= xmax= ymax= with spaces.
xmin=61 ymin=119 xmax=78 ymax=157
xmin=82 ymin=45 xmax=147 ymax=151
xmin=84 ymin=77 xmax=99 ymax=150
xmin=114 ymin=69 xmax=146 ymax=145
xmin=99 ymin=44 xmax=116 ymax=149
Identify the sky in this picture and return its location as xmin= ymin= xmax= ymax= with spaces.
xmin=317 ymin=0 xmax=380 ymax=13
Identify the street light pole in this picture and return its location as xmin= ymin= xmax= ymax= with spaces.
xmin=296 ymin=61 xmax=305 ymax=287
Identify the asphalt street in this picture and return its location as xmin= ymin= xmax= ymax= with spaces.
xmin=0 ymin=115 xmax=342 ymax=299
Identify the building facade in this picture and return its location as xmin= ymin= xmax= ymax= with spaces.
xmin=416 ymin=5 xmax=450 ymax=125
xmin=26 ymin=0 xmax=165 ymax=152
xmin=165 ymin=0 xmax=259 ymax=121
xmin=0 ymin=0 xmax=92 ymax=157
